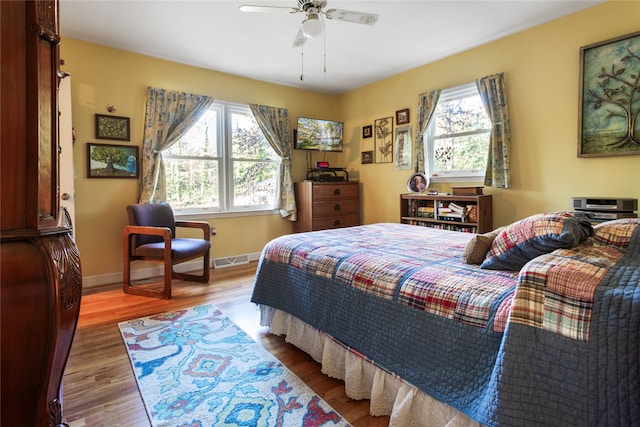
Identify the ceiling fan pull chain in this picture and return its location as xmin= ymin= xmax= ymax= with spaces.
xmin=323 ymin=25 xmax=327 ymax=73
xmin=300 ymin=44 xmax=304 ymax=81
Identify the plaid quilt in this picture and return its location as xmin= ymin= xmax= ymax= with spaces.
xmin=261 ymin=223 xmax=518 ymax=330
xmin=510 ymin=244 xmax=625 ymax=341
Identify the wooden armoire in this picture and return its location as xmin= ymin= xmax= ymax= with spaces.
xmin=0 ymin=1 xmax=82 ymax=425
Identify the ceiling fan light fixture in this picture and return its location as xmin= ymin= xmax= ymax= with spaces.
xmin=301 ymin=13 xmax=323 ymax=38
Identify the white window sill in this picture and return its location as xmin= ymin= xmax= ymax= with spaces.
xmin=429 ymin=174 xmax=485 ymax=184
xmin=174 ymin=209 xmax=280 ymax=221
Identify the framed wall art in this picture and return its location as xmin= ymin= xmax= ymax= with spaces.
xmin=87 ymin=143 xmax=139 ymax=178
xmin=95 ymin=114 xmax=130 ymax=141
xmin=394 ymin=125 xmax=412 ymax=170
xmin=374 ymin=116 xmax=393 ymax=163
xmin=578 ymin=30 xmax=640 ymax=157
xmin=361 ymin=151 xmax=374 ymax=164
xmin=396 ymin=108 xmax=410 ymax=125
xmin=362 ymin=125 xmax=372 ymax=139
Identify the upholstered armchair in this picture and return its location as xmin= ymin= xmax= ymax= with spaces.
xmin=123 ymin=203 xmax=211 ymax=299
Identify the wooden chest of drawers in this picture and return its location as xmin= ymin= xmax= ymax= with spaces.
xmin=294 ymin=181 xmax=360 ymax=232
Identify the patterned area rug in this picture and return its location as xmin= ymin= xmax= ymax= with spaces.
xmin=119 ymin=304 xmax=350 ymax=427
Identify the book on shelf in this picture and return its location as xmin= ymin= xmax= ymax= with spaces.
xmin=438 ymin=214 xmax=464 ymax=222
xmin=417 ymin=206 xmax=434 ymax=218
xmin=449 ymin=202 xmax=466 ymax=214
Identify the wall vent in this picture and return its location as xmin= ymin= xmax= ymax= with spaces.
xmin=213 ymin=254 xmax=250 ymax=269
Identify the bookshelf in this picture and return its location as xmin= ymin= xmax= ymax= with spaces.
xmin=400 ymin=193 xmax=492 ymax=233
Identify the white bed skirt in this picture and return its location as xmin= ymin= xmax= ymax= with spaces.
xmin=260 ymin=305 xmax=483 ymax=427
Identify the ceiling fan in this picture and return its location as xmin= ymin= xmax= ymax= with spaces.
xmin=239 ymin=0 xmax=379 ymax=48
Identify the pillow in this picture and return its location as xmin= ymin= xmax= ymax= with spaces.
xmin=462 ymin=226 xmax=506 ymax=264
xmin=591 ymin=218 xmax=640 ymax=249
xmin=480 ymin=212 xmax=593 ymax=271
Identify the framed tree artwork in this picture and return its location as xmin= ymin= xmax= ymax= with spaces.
xmin=87 ymin=143 xmax=139 ymax=178
xmin=374 ymin=116 xmax=393 ymax=163
xmin=578 ymin=30 xmax=640 ymax=157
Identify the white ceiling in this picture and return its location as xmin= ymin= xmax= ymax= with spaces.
xmin=59 ymin=0 xmax=603 ymax=95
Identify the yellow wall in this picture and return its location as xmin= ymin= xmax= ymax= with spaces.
xmin=340 ymin=1 xmax=640 ymax=228
xmin=61 ymin=39 xmax=342 ymax=279
xmin=62 ymin=1 xmax=640 ymax=282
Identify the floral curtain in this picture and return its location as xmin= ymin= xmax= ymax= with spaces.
xmin=138 ymin=87 xmax=215 ymax=203
xmin=249 ymin=104 xmax=296 ymax=221
xmin=476 ymin=73 xmax=511 ymax=188
xmin=414 ymin=89 xmax=441 ymax=175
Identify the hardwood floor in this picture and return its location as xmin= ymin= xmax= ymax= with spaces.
xmin=62 ymin=263 xmax=390 ymax=426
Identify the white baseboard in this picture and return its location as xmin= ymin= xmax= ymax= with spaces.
xmin=81 ymin=252 xmax=261 ymax=292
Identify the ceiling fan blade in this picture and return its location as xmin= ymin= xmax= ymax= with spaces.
xmin=325 ymin=8 xmax=379 ymax=25
xmin=239 ymin=5 xmax=300 ymax=14
xmin=292 ymin=28 xmax=307 ymax=48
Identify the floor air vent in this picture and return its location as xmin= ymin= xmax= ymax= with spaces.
xmin=213 ymin=254 xmax=250 ymax=269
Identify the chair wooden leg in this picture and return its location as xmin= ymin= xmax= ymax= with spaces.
xmin=122 ymin=257 xmax=172 ymax=299
xmin=161 ymin=253 xmax=172 ymax=299
xmin=172 ymin=253 xmax=210 ymax=283
xmin=122 ymin=237 xmax=208 ymax=299
xmin=123 ymin=252 xmax=132 ymax=294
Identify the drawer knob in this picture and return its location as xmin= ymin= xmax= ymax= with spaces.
xmin=334 ymin=189 xmax=341 ymax=196
xmin=334 ymin=204 xmax=341 ymax=212
xmin=334 ymin=219 xmax=341 ymax=226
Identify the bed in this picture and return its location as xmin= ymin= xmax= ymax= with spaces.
xmin=251 ymin=213 xmax=640 ymax=426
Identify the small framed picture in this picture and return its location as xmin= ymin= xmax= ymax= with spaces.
xmin=407 ymin=172 xmax=428 ymax=193
xmin=87 ymin=142 xmax=139 ymax=178
xmin=395 ymin=125 xmax=412 ymax=170
xmin=396 ymin=108 xmax=410 ymax=125
xmin=95 ymin=114 xmax=130 ymax=141
xmin=361 ymin=151 xmax=374 ymax=164
xmin=362 ymin=125 xmax=372 ymax=139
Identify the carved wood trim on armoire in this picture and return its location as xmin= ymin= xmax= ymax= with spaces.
xmin=1 ymin=1 xmax=82 ymax=425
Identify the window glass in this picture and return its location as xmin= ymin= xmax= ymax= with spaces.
xmin=168 ymin=109 xmax=219 ymax=157
xmin=425 ymin=83 xmax=490 ymax=181
xmin=165 ymin=158 xmax=219 ymax=210
xmin=233 ymin=160 xmax=278 ymax=208
xmin=164 ymin=102 xmax=280 ymax=214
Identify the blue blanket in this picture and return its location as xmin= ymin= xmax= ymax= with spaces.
xmin=251 ymin=223 xmax=640 ymax=426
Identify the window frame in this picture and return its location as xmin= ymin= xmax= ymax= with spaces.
xmin=424 ymin=82 xmax=490 ymax=183
xmin=163 ymin=101 xmax=281 ymax=217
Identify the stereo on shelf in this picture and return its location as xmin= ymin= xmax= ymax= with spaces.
xmin=306 ymin=167 xmax=349 ymax=182
xmin=572 ymin=196 xmax=638 ymax=223
xmin=571 ymin=197 xmax=638 ymax=212
xmin=585 ymin=211 xmax=638 ymax=220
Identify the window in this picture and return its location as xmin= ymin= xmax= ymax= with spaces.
xmin=163 ymin=102 xmax=281 ymax=215
xmin=424 ymin=82 xmax=491 ymax=182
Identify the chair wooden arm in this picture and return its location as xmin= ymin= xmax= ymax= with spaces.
xmin=123 ymin=225 xmax=172 ymax=259
xmin=123 ymin=225 xmax=172 ymax=239
xmin=175 ymin=220 xmax=211 ymax=241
